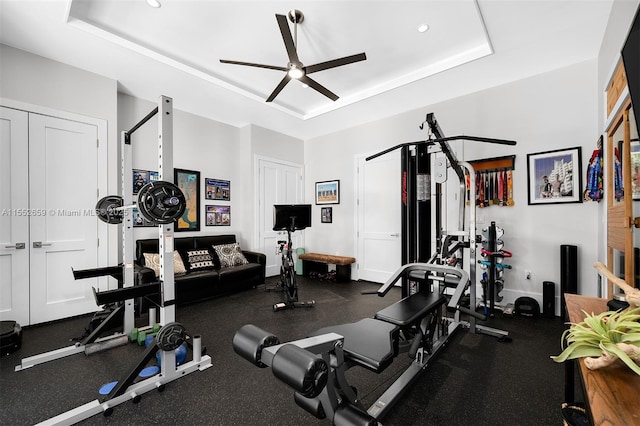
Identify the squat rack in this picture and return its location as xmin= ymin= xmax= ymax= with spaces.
xmin=30 ymin=96 xmax=211 ymax=425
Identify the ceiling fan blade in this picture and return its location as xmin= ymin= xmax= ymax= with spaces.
xmin=266 ymin=74 xmax=292 ymax=102
xmin=276 ymin=14 xmax=299 ymax=64
xmin=299 ymin=75 xmax=339 ymax=101
xmin=220 ymin=59 xmax=287 ymax=72
xmin=305 ymin=52 xmax=367 ymax=74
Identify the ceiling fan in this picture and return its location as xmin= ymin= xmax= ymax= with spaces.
xmin=220 ymin=9 xmax=367 ymax=103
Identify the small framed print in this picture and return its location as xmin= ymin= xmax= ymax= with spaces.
xmin=205 ymin=178 xmax=230 ymax=201
xmin=321 ymin=207 xmax=332 ymax=223
xmin=315 ymin=180 xmax=340 ymax=205
xmin=527 ymin=147 xmax=582 ymax=205
xmin=206 ymin=205 xmax=230 ymax=226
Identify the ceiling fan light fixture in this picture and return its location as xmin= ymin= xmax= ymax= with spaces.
xmin=146 ymin=0 xmax=161 ymax=8
xmin=288 ymin=65 xmax=305 ymax=79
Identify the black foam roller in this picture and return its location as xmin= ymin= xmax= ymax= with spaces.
xmin=294 ymin=391 xmax=326 ymax=419
xmin=271 ymin=344 xmax=328 ymax=398
xmin=232 ymin=324 xmax=279 ymax=368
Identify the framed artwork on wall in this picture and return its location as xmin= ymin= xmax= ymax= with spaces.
xmin=205 ymin=178 xmax=230 ymax=201
xmin=174 ymin=168 xmax=200 ymax=231
xmin=526 ymin=147 xmax=582 ymax=205
xmin=321 ymin=207 xmax=332 ymax=223
xmin=206 ymin=205 xmax=230 ymax=226
xmin=315 ymin=180 xmax=340 ymax=205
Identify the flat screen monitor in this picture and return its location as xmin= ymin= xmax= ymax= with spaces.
xmin=273 ymin=204 xmax=312 ymax=231
xmin=622 ymin=4 xmax=640 ymax=138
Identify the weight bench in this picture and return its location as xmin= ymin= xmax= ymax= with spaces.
xmin=233 ymin=263 xmax=482 ymax=425
xmin=298 ymin=253 xmax=356 ymax=283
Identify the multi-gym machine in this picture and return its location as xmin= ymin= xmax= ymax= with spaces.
xmin=16 ymin=96 xmax=212 ymax=425
xmin=367 ymin=112 xmax=515 ymax=337
xmin=231 ymin=113 xmax=517 ymax=425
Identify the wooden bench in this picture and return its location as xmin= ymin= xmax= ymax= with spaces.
xmin=298 ymin=253 xmax=356 ymax=283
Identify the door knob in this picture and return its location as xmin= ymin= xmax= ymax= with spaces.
xmin=634 ymin=217 xmax=640 ymax=228
xmin=32 ymin=241 xmax=52 ymax=248
xmin=4 ymin=243 xmax=25 ymax=249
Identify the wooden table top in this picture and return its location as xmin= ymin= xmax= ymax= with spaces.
xmin=564 ymin=294 xmax=640 ymax=426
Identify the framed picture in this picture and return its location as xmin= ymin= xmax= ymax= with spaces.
xmin=321 ymin=207 xmax=332 ymax=223
xmin=174 ymin=168 xmax=200 ymax=232
xmin=205 ymin=178 xmax=230 ymax=201
xmin=625 ymin=140 xmax=640 ymax=200
xmin=133 ymin=169 xmax=150 ymax=194
xmin=315 ymin=180 xmax=340 ymax=205
xmin=132 ymin=206 xmax=154 ymax=227
xmin=206 ymin=205 xmax=230 ymax=226
xmin=527 ymin=147 xmax=582 ymax=205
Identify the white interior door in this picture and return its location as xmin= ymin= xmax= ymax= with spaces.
xmin=0 ymin=107 xmax=30 ymax=325
xmin=28 ymin=114 xmax=101 ymax=324
xmin=257 ymin=157 xmax=303 ymax=277
xmin=356 ymin=151 xmax=401 ymax=283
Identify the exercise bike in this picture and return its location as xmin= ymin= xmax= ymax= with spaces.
xmin=270 ymin=204 xmax=315 ymax=312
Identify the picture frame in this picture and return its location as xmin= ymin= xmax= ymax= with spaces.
xmin=315 ymin=180 xmax=340 ymax=205
xmin=133 ymin=169 xmax=150 ymax=194
xmin=321 ymin=207 xmax=333 ymax=223
xmin=206 ymin=205 xmax=230 ymax=226
xmin=174 ymin=168 xmax=200 ymax=231
xmin=205 ymin=178 xmax=230 ymax=201
xmin=527 ymin=147 xmax=582 ymax=205
xmin=624 ymin=140 xmax=640 ymax=200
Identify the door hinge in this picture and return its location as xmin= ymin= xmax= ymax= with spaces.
xmin=97 ymin=139 xmax=99 ymax=148
xmin=97 ymin=238 xmax=100 ymax=248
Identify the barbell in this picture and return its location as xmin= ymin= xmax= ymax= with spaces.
xmin=95 ymin=181 xmax=186 ymax=225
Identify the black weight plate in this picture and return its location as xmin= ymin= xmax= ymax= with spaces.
xmin=137 ymin=181 xmax=186 ymax=225
xmin=95 ymin=196 xmax=124 ymax=224
xmin=156 ymin=322 xmax=187 ymax=351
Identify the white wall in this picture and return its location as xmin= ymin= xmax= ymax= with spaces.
xmin=305 ymin=60 xmax=599 ymax=314
xmin=0 ymin=43 xmax=119 ymax=267
xmin=117 ymin=96 xmax=304 ymax=251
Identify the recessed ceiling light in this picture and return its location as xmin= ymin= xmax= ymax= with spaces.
xmin=417 ymin=24 xmax=429 ymax=33
xmin=146 ymin=0 xmax=161 ymax=8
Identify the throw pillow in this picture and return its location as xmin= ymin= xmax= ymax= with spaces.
xmin=212 ymin=243 xmax=249 ymax=268
xmin=184 ymin=249 xmax=215 ymax=272
xmin=143 ymin=251 xmax=187 ymax=277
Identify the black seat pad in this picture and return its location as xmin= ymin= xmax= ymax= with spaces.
xmin=375 ymin=292 xmax=446 ymax=326
xmin=309 ymin=318 xmax=398 ymax=373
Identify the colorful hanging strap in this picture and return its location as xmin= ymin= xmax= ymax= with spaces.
xmin=614 ymin=147 xmax=624 ymax=201
xmin=583 ymin=148 xmax=603 ymax=202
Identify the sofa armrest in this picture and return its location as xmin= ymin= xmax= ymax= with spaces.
xmin=135 ymin=264 xmax=157 ymax=285
xmin=242 ymin=250 xmax=266 ymax=266
xmin=242 ymin=250 xmax=266 ymax=284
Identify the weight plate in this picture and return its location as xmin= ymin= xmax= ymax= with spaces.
xmin=95 ymin=196 xmax=124 ymax=224
xmin=155 ymin=322 xmax=187 ymax=351
xmin=137 ymin=181 xmax=186 ymax=225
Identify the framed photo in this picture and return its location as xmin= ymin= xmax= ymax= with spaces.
xmin=527 ymin=147 xmax=582 ymax=205
xmin=626 ymin=140 xmax=640 ymax=200
xmin=133 ymin=169 xmax=150 ymax=194
xmin=315 ymin=180 xmax=340 ymax=205
xmin=206 ymin=205 xmax=230 ymax=226
xmin=174 ymin=168 xmax=200 ymax=232
xmin=321 ymin=207 xmax=332 ymax=223
xmin=205 ymin=178 xmax=230 ymax=201
xmin=132 ymin=206 xmax=154 ymax=227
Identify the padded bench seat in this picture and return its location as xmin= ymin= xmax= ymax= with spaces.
xmin=298 ymin=253 xmax=356 ymax=283
xmin=309 ymin=318 xmax=398 ymax=373
xmin=375 ymin=292 xmax=446 ymax=326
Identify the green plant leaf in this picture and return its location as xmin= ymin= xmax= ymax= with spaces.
xmin=600 ymin=342 xmax=640 ymax=376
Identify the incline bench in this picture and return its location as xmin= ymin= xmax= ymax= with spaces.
xmin=298 ymin=253 xmax=356 ymax=283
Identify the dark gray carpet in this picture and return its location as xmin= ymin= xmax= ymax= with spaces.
xmin=0 ymin=277 xmax=569 ymax=425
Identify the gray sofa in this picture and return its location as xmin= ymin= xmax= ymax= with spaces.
xmin=135 ymin=234 xmax=265 ymax=305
